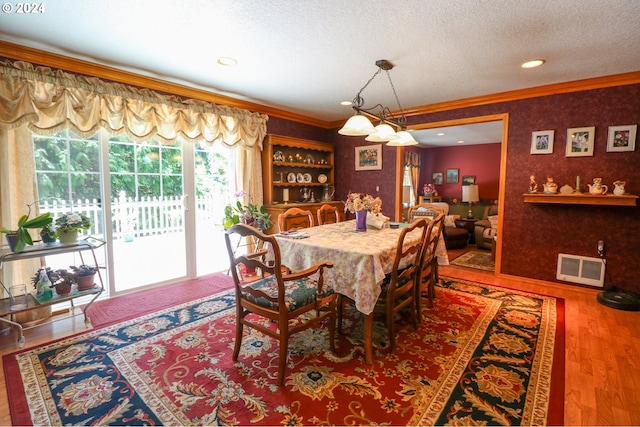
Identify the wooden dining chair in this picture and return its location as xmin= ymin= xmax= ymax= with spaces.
xmin=278 ymin=207 xmax=315 ymax=232
xmin=407 ymin=203 xmax=445 ymax=223
xmin=337 ymin=218 xmax=428 ymax=353
xmin=416 ymin=211 xmax=445 ymax=319
xmin=316 ymin=204 xmax=340 ymax=225
xmin=224 ymin=223 xmax=336 ymax=385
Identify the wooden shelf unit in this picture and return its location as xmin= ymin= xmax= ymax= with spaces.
xmin=262 ymin=135 xmax=343 ymax=234
xmin=522 ymin=193 xmax=638 ymax=206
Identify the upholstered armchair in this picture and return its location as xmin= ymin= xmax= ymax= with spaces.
xmin=474 ymin=203 xmax=499 ymax=250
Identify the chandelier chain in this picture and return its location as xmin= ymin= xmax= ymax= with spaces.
xmin=385 ymin=70 xmax=407 ymax=126
xmin=353 ymin=68 xmax=383 ymax=108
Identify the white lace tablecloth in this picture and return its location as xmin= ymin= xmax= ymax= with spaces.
xmin=274 ymin=220 xmax=448 ymax=315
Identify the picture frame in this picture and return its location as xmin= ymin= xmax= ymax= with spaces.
xmin=355 ymin=144 xmax=382 ymax=171
xmin=462 ymin=175 xmax=475 ymax=186
xmin=432 ymin=172 xmax=443 ymax=185
xmin=446 ymin=168 xmax=459 ymax=183
xmin=606 ymin=125 xmax=637 ymax=152
xmin=530 ymin=130 xmax=554 ymax=154
xmin=566 ymin=126 xmax=595 ymax=157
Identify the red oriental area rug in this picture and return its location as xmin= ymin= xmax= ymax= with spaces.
xmin=85 ymin=272 xmax=234 ymax=327
xmin=4 ymin=277 xmax=565 ymax=426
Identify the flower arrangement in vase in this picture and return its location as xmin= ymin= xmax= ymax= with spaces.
xmin=55 ymin=212 xmax=92 ymax=244
xmin=344 ymin=192 xmax=382 ymax=214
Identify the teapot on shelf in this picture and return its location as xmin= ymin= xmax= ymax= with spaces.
xmin=587 ymin=178 xmax=608 ymax=195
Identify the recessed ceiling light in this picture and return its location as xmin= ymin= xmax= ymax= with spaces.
xmin=521 ymin=59 xmax=545 ymax=69
xmin=340 ymin=101 xmax=353 ymax=106
xmin=437 ymin=132 xmax=445 ymax=136
xmin=457 ymin=140 xmax=465 ymax=144
xmin=217 ymin=57 xmax=237 ymax=66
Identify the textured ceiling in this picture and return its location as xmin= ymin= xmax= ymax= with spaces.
xmin=1 ymin=0 xmax=639 ymax=145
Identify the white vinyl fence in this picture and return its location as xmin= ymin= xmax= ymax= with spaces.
xmin=42 ymin=195 xmax=220 ymax=239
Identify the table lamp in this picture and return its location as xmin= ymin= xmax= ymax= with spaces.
xmin=462 ymin=184 xmax=479 ymax=218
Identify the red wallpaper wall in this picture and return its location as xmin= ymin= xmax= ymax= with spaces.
xmin=326 ymin=83 xmax=640 ymax=294
xmin=267 ymin=83 xmax=639 ymax=294
xmin=419 ymin=144 xmax=501 ymax=200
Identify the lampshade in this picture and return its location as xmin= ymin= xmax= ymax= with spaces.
xmin=462 ymin=184 xmax=480 ymax=203
xmin=365 ymin=123 xmax=399 ymax=142
xmin=387 ymin=130 xmax=418 ymax=146
xmin=338 ymin=114 xmax=375 ymax=136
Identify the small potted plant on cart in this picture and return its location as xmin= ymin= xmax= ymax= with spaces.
xmin=31 ymin=267 xmax=74 ymax=297
xmin=70 ymin=264 xmax=98 ymax=291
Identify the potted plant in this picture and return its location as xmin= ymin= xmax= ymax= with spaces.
xmin=0 ymin=203 xmax=53 ymax=253
xmin=55 ymin=212 xmax=92 ymax=244
xmin=223 ymin=191 xmax=272 ymax=230
xmin=31 ymin=267 xmax=74 ymax=297
xmin=40 ymin=223 xmax=57 ymax=244
xmin=69 ymin=264 xmax=98 ymax=290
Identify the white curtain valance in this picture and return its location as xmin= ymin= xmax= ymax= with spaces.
xmin=0 ymin=60 xmax=268 ymax=148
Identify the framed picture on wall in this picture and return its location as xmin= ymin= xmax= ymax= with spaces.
xmin=432 ymin=172 xmax=443 ymax=185
xmin=462 ymin=175 xmax=475 ymax=185
xmin=354 ymin=144 xmax=382 ymax=171
xmin=566 ymin=126 xmax=595 ymax=157
xmin=606 ymin=125 xmax=637 ymax=152
xmin=446 ymin=168 xmax=459 ymax=183
xmin=530 ymin=130 xmax=554 ymax=154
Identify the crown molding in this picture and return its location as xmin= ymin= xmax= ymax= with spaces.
xmin=3 ymin=41 xmax=638 ymax=131
xmin=329 ymin=71 xmax=640 ymax=129
xmin=0 ymin=41 xmax=329 ymax=128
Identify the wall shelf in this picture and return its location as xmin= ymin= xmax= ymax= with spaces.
xmin=523 ymin=193 xmax=638 ymax=206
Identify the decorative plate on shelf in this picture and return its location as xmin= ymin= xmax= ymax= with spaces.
xmin=318 ymin=174 xmax=327 ymax=183
xmin=303 ymin=173 xmax=312 ymax=183
xmin=287 ymin=173 xmax=296 ymax=183
xmin=296 ymin=173 xmax=304 ymax=183
xmin=273 ymin=150 xmax=284 ymax=162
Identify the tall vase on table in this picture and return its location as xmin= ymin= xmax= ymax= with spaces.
xmin=355 ymin=209 xmax=367 ymax=232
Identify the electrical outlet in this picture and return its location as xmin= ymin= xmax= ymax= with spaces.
xmin=597 ymin=240 xmax=605 ymax=256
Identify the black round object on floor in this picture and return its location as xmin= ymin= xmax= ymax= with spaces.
xmin=597 ymin=291 xmax=640 ymax=311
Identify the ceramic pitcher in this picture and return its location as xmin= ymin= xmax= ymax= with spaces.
xmin=613 ymin=181 xmax=626 ymax=196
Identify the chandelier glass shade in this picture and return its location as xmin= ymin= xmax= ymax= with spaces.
xmin=338 ymin=59 xmax=418 ymax=146
xmin=338 ymin=113 xmax=376 ymax=136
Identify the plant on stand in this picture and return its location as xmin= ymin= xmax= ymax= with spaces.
xmin=70 ymin=264 xmax=98 ymax=291
xmin=40 ymin=223 xmax=57 ymax=244
xmin=55 ymin=212 xmax=92 ymax=244
xmin=223 ymin=190 xmax=272 ymax=230
xmin=0 ymin=202 xmax=53 ymax=253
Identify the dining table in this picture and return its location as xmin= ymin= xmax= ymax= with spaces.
xmin=273 ymin=219 xmax=449 ymax=364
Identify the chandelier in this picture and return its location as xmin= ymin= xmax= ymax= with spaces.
xmin=338 ymin=59 xmax=418 ymax=146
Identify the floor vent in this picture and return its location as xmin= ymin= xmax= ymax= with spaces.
xmin=557 ymin=253 xmax=605 ymax=287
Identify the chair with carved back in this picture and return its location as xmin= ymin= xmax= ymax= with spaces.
xmin=337 ymin=218 xmax=428 ymax=353
xmin=224 ymin=223 xmax=336 ymax=385
xmin=407 ymin=203 xmax=445 ymax=223
xmin=415 ymin=211 xmax=445 ymax=319
xmin=316 ymin=204 xmax=341 ymax=226
xmin=278 ymin=207 xmax=315 ymax=232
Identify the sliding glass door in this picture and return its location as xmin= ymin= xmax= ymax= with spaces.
xmin=34 ymin=130 xmax=237 ymax=295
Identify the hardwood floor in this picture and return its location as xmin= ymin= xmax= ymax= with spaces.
xmin=1 ymin=262 xmax=639 ymax=426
